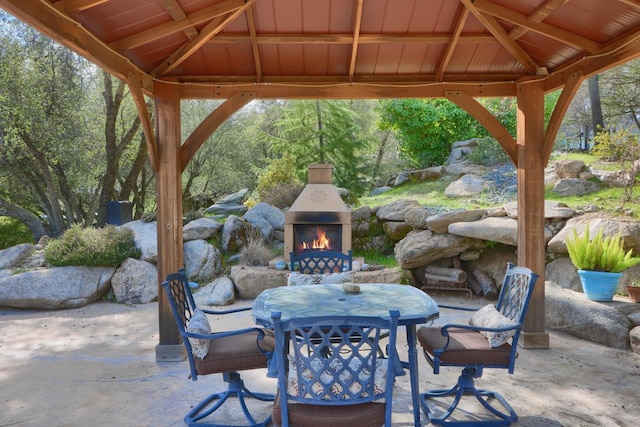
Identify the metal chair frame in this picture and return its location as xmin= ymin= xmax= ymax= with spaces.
xmin=162 ymin=272 xmax=275 ymax=427
xmin=419 ymin=263 xmax=539 ymax=426
xmin=289 ymin=250 xmax=353 ymax=274
xmin=271 ymin=310 xmax=400 ymax=427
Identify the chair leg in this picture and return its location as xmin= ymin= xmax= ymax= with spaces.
xmin=420 ymin=367 xmax=517 ymax=426
xmin=185 ymin=371 xmax=274 ymax=427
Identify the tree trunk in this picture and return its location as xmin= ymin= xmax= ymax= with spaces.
xmin=316 ymin=100 xmax=325 ymax=163
xmin=0 ymin=199 xmax=48 ymax=242
xmin=588 ymin=75 xmax=605 ymax=136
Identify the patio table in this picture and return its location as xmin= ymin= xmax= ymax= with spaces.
xmin=252 ymin=283 xmax=439 ymax=427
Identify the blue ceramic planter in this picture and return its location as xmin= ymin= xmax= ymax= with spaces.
xmin=577 ymin=270 xmax=622 ymax=301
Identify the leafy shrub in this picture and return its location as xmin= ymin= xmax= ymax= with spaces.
xmin=467 ymin=137 xmax=510 ymax=166
xmin=566 ymin=225 xmax=640 ymax=272
xmin=239 ymin=237 xmax=274 ymax=266
xmin=45 ymin=224 xmax=141 ymax=267
xmin=260 ymin=182 xmax=305 ymax=209
xmin=592 ymin=128 xmax=640 ymax=202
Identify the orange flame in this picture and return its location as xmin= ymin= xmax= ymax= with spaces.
xmin=302 ymin=229 xmax=331 ymax=250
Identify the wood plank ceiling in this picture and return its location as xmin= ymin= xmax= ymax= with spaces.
xmin=2 ymin=0 xmax=640 ymax=100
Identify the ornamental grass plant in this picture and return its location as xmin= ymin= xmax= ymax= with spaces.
xmin=566 ymin=225 xmax=640 ymax=273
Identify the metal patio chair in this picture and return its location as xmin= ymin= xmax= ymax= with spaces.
xmin=161 ymin=272 xmax=275 ymax=427
xmin=289 ymin=249 xmax=353 ymax=274
xmin=270 ymin=310 xmax=400 ymax=427
xmin=417 ymin=263 xmax=539 ymax=426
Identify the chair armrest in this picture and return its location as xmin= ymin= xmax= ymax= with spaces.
xmin=441 ymin=323 xmax=520 ymax=336
xmin=437 ymin=304 xmax=479 ymax=312
xmin=200 ymin=306 xmax=252 ymax=315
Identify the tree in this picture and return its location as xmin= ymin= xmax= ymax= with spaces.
xmin=588 ymin=75 xmax=606 ymax=136
xmin=267 ymin=100 xmax=373 ymax=194
xmin=377 ymin=99 xmax=488 ymax=168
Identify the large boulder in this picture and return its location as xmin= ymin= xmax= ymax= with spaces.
xmin=193 ymin=276 xmax=236 ymax=306
xmin=382 ymin=221 xmax=413 ymax=241
xmin=352 ymin=206 xmax=373 ymax=237
xmin=230 ymin=266 xmax=289 ymax=298
xmin=552 ymin=178 xmax=600 ymax=197
xmin=111 ymin=258 xmax=158 ymax=304
xmin=184 ymin=239 xmax=222 ymax=282
xmin=394 ymin=229 xmax=484 ymax=269
xmin=404 ymin=208 xmax=435 ymax=230
xmin=0 ymin=243 xmax=34 ymax=270
xmin=503 ymin=201 xmax=575 ymax=219
xmin=547 ymin=213 xmax=640 ymax=254
xmin=545 ymin=281 xmax=632 ymax=348
xmin=120 ymin=220 xmax=158 ymax=262
xmin=183 ymin=217 xmax=223 ymax=242
xmin=376 ymin=200 xmax=421 ymax=221
xmin=221 ymin=215 xmax=258 ymax=254
xmin=545 ymin=257 xmax=581 ymax=292
xmin=0 ymin=266 xmax=115 ymax=309
xmin=444 ymin=174 xmax=486 ymax=198
xmin=426 ymin=209 xmax=486 ymax=234
xmin=554 ymin=159 xmax=585 ymax=179
xmin=244 ymin=202 xmax=285 ymax=240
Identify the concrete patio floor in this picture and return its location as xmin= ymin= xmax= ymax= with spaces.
xmin=1 ymin=295 xmax=639 ymax=426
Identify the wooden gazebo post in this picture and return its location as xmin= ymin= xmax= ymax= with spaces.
xmin=154 ymin=81 xmax=185 ymax=361
xmin=516 ymin=79 xmax=549 ymax=349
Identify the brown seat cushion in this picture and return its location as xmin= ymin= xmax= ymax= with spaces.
xmin=272 ymin=392 xmax=385 ymax=427
xmin=195 ymin=329 xmax=275 ymax=375
xmin=417 ymin=327 xmax=512 ymax=366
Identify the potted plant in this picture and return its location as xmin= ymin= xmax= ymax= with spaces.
xmin=627 ymin=281 xmax=640 ymax=303
xmin=566 ymin=225 xmax=640 ymax=301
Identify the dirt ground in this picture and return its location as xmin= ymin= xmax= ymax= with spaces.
xmin=1 ymin=296 xmax=639 ymax=427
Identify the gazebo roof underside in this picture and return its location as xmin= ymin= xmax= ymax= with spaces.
xmin=3 ymin=0 xmax=640 ymax=100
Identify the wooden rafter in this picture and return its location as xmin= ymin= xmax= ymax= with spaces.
xmin=445 ymin=90 xmax=518 ymax=165
xmin=152 ymin=0 xmax=254 ymax=77
xmin=158 ymin=0 xmax=198 ymax=41
xmin=180 ymin=92 xmax=256 ymax=171
xmin=617 ymin=0 xmax=640 ymax=9
xmin=52 ymin=0 xmax=108 ymax=14
xmin=205 ymin=33 xmax=495 ymax=45
xmin=473 ymin=0 xmax=600 ymax=53
xmin=348 ymin=0 xmax=364 ymax=83
xmin=544 ymin=71 xmax=583 ymax=163
xmin=508 ymin=0 xmax=569 ymax=41
xmin=108 ymin=0 xmax=248 ymax=52
xmin=126 ymin=77 xmax=157 ymax=172
xmin=436 ymin=5 xmax=469 ymax=82
xmin=460 ymin=0 xmax=544 ymax=76
xmin=245 ymin=4 xmax=262 ymax=83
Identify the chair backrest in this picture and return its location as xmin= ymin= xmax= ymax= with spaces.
xmin=161 ymin=272 xmax=200 ymax=379
xmin=289 ymin=250 xmax=353 ymax=274
xmin=271 ymin=310 xmax=399 ymax=426
xmin=495 ymin=263 xmax=538 ymax=326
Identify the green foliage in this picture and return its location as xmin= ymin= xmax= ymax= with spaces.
xmin=45 ymin=224 xmax=141 ymax=267
xmin=592 ymin=128 xmax=640 ymax=202
xmin=250 ymin=153 xmax=303 ymax=208
xmin=566 ymin=225 xmax=640 ymax=272
xmin=0 ymin=217 xmax=33 ymax=249
xmin=378 ymin=99 xmax=486 ymax=168
xmin=267 ymin=100 xmax=373 ymax=195
xmin=466 ymin=137 xmax=511 ymax=166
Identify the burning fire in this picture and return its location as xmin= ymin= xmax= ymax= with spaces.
xmin=303 ymin=229 xmax=331 ymax=250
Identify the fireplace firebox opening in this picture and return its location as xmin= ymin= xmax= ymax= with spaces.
xmin=292 ymin=224 xmax=342 ymax=256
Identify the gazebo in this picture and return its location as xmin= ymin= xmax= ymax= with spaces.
xmin=2 ymin=0 xmax=640 ymax=359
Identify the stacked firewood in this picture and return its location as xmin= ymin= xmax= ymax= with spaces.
xmin=421 ymin=258 xmax=498 ymax=300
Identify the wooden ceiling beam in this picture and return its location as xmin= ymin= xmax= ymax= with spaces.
xmin=348 ymin=0 xmax=364 ymax=83
xmin=108 ymin=0 xmax=248 ymax=52
xmin=204 ymin=33 xmax=495 ymax=45
xmin=178 ymin=81 xmax=518 ymax=100
xmin=53 ymin=0 xmax=108 ymax=14
xmin=158 ymin=0 xmax=198 ymax=41
xmin=152 ymin=0 xmax=254 ymax=77
xmin=245 ymin=4 xmax=262 ymax=83
xmin=473 ymin=0 xmax=600 ymax=53
xmin=508 ymin=0 xmax=569 ymax=41
xmin=460 ymin=0 xmax=544 ymax=76
xmin=436 ymin=5 xmax=469 ymax=82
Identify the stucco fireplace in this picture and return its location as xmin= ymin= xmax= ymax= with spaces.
xmin=284 ymin=164 xmax=351 ymax=262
